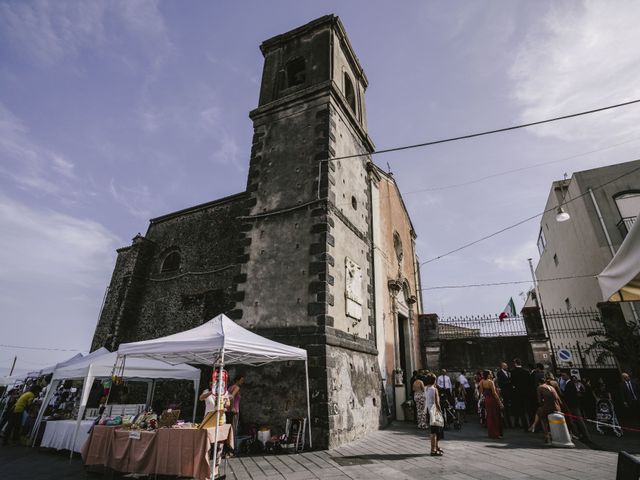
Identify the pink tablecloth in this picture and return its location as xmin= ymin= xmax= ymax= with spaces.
xmin=81 ymin=425 xmax=232 ymax=480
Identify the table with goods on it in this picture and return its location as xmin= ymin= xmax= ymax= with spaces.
xmin=81 ymin=408 xmax=233 ymax=480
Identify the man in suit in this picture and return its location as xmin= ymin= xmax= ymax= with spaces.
xmin=510 ymin=358 xmax=530 ymax=431
xmin=564 ymin=373 xmax=589 ymax=439
xmin=496 ymin=362 xmax=513 ymax=428
xmin=620 ymin=372 xmax=640 ymax=426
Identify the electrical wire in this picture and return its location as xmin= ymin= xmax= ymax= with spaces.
xmin=421 ymin=274 xmax=597 ymax=291
xmin=421 ymin=162 xmax=640 ymax=265
xmin=402 ymin=136 xmax=640 ymax=195
xmin=0 ymin=344 xmax=82 ymax=352
xmin=325 ymin=98 xmax=640 ymax=162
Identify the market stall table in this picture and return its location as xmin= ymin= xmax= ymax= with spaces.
xmin=40 ymin=419 xmax=94 ymax=452
xmin=81 ymin=424 xmax=233 ymax=480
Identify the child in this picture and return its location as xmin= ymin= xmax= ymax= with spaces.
xmin=454 ymin=382 xmax=466 ymax=424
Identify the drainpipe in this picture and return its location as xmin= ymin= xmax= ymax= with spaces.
xmin=588 ymin=188 xmax=639 ymax=322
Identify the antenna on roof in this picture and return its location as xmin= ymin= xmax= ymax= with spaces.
xmin=386 ymin=162 xmax=392 ymax=175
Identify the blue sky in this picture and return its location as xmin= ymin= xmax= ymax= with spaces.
xmin=2 ymin=1 xmax=640 ymax=374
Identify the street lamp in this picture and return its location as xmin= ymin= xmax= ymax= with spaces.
xmin=555 ymin=206 xmax=570 ymax=222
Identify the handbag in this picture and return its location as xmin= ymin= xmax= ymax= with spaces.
xmin=429 ymin=404 xmax=444 ymax=427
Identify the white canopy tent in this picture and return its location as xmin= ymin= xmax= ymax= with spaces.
xmin=598 ymin=216 xmax=640 ymax=302
xmin=0 ymin=375 xmax=24 ymax=387
xmin=32 ymin=348 xmax=200 ymax=456
xmin=117 ymin=314 xmax=312 ymax=448
xmin=26 ymin=352 xmax=85 ymax=379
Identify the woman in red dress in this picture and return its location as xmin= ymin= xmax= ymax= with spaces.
xmin=479 ymin=370 xmax=504 ymax=439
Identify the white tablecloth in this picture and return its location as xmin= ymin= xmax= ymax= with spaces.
xmin=40 ymin=420 xmax=94 ymax=452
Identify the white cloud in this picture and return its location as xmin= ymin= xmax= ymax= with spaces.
xmin=108 ymin=178 xmax=154 ymax=220
xmin=0 ymin=0 xmax=106 ymax=66
xmin=492 ymin=240 xmax=538 ymax=272
xmin=0 ymin=196 xmax=119 ymax=288
xmin=0 ymin=0 xmax=172 ymax=67
xmin=510 ymin=1 xmax=640 ymax=142
xmin=0 ymin=196 xmax=120 ymax=361
xmin=0 ymin=102 xmax=74 ymax=196
xmin=212 ymin=132 xmax=242 ymax=169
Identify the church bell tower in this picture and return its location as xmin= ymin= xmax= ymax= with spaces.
xmin=232 ymin=15 xmax=383 ymax=448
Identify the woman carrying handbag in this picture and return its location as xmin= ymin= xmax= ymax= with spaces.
xmin=424 ymin=373 xmax=444 ymax=456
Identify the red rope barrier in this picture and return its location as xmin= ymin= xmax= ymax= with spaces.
xmin=563 ymin=412 xmax=640 ymax=433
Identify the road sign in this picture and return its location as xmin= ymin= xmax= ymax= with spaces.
xmin=557 ymin=349 xmax=572 ymax=362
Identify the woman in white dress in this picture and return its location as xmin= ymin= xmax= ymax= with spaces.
xmin=424 ymin=373 xmax=443 ymax=456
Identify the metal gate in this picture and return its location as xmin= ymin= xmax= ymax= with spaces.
xmin=435 ymin=308 xmax=616 ymax=370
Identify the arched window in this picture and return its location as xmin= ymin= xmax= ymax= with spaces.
xmin=343 ymin=73 xmax=357 ymax=114
xmin=161 ymin=251 xmax=181 ymax=273
xmin=393 ymin=231 xmax=403 ymax=262
xmin=286 ymin=57 xmax=306 ymax=88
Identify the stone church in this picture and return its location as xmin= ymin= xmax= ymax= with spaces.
xmin=91 ymin=15 xmax=423 ymax=448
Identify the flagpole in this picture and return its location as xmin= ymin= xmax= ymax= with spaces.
xmin=528 ymin=258 xmax=557 ymax=370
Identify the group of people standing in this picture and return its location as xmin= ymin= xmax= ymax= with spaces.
xmin=1 ymin=385 xmax=42 ymax=446
xmin=411 ymin=360 xmax=639 ymax=447
xmin=199 ymin=374 xmax=244 ymax=439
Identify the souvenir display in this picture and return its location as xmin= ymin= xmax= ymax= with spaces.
xmin=159 ymin=409 xmax=180 ymax=428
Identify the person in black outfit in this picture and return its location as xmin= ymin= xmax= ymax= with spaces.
xmin=564 ymin=375 xmax=589 ymax=439
xmin=620 ymin=372 xmax=640 ymax=426
xmin=496 ymin=362 xmax=513 ymax=428
xmin=510 ymin=358 xmax=530 ymax=431
xmin=528 ymin=363 xmax=545 ymax=425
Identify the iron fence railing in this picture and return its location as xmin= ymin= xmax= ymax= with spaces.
xmin=437 ymin=315 xmax=527 ymax=339
xmin=437 ymin=308 xmax=616 ymax=369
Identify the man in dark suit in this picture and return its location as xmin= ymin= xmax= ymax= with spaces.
xmin=496 ymin=362 xmax=513 ymax=428
xmin=564 ymin=373 xmax=589 ymax=439
xmin=620 ymin=372 xmax=640 ymax=426
xmin=510 ymin=358 xmax=530 ymax=431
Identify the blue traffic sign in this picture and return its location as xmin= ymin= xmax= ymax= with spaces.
xmin=557 ymin=349 xmax=572 ymax=362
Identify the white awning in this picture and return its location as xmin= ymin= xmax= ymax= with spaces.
xmin=598 ymin=216 xmax=640 ymax=302
xmin=52 ymin=348 xmax=199 ymax=382
xmin=117 ymin=314 xmax=307 ymax=366
xmin=26 ymin=352 xmax=86 ymax=378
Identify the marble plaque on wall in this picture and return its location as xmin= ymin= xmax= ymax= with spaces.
xmin=345 ymin=257 xmax=362 ymax=320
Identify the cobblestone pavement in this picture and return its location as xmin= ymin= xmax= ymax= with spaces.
xmin=0 ymin=419 xmax=633 ymax=480
xmin=223 ymin=420 xmax=622 ymax=480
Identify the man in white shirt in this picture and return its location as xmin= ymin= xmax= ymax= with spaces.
xmin=437 ymin=369 xmax=453 ymax=403
xmin=458 ymin=370 xmax=472 ymax=412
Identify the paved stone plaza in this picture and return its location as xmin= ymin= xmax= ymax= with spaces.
xmin=224 ymin=421 xmax=622 ymax=480
xmin=1 ymin=420 xmax=635 ymax=480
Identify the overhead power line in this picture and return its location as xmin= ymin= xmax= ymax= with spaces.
xmin=421 ymin=162 xmax=640 ymax=265
xmin=402 ymin=136 xmax=640 ymax=195
xmin=328 ymin=98 xmax=640 ymax=162
xmin=421 ymin=274 xmax=597 ymax=291
xmin=0 ymin=343 xmax=82 ymax=352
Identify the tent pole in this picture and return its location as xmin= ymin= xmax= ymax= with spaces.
xmin=70 ymin=365 xmax=93 ymax=460
xmin=31 ymin=379 xmax=59 ymax=447
xmin=146 ymin=379 xmax=155 ymax=408
xmin=192 ymin=377 xmax=199 ymax=423
xmin=212 ymin=349 xmax=225 ymax=477
xmin=305 ymin=359 xmax=312 ymax=449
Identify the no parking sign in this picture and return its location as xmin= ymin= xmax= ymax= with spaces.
xmin=557 ymin=349 xmax=572 ymax=363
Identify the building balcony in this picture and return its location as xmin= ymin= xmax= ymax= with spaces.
xmin=617 ymin=216 xmax=637 ymax=238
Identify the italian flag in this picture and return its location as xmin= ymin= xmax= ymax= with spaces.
xmin=499 ymin=297 xmax=517 ymax=321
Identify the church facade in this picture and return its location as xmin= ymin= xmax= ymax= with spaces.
xmin=91 ymin=15 xmax=423 ymax=448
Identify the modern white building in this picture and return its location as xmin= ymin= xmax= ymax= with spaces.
xmin=534 ymin=160 xmax=640 ymax=368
